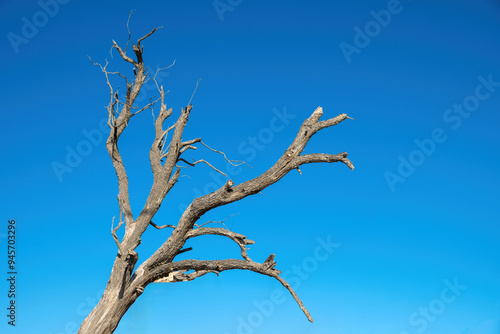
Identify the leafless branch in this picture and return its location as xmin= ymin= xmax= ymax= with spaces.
xmin=111 ymin=216 xmax=124 ymax=254
xmin=137 ymin=26 xmax=162 ymax=47
xmin=273 ymin=271 xmax=313 ymax=322
xmin=149 ymin=221 xmax=176 ymax=230
xmin=124 ymin=10 xmax=135 ymax=52
xmin=179 ymin=144 xmax=198 ymax=154
xmin=139 ymin=108 xmax=353 ymax=320
xmin=131 ymin=96 xmax=161 ymax=117
xmin=150 ymin=60 xmax=175 ymax=94
xmin=294 ymin=152 xmax=354 ymax=170
xmin=178 ymin=158 xmax=227 ymax=177
xmin=176 ymin=247 xmax=193 ymax=255
xmin=186 ymin=226 xmax=253 ymax=261
xmin=180 ymin=138 xmax=201 ymax=148
xmin=199 ymin=141 xmax=251 ymax=167
xmin=188 ymin=78 xmax=201 ymax=106
xmin=140 ymin=258 xmax=313 ymax=322
xmin=112 ymin=40 xmax=136 ymax=65
xmin=153 ymin=269 xmax=219 ymax=283
xmin=194 ymin=213 xmax=240 ymax=229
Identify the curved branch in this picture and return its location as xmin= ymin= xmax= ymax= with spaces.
xmin=137 ymin=258 xmax=313 ymax=322
xmin=150 ymin=221 xmax=176 ymax=230
xmin=186 ymin=227 xmax=254 ymax=261
xmin=198 ymin=141 xmax=251 ymax=168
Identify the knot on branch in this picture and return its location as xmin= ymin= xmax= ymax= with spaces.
xmin=263 ymin=254 xmax=277 ymax=270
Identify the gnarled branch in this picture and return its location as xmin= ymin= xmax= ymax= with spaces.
xmin=186 ymin=227 xmax=254 ymax=261
xmin=140 ymin=258 xmax=313 ymax=322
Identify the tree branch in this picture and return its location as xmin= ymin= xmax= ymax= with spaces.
xmin=198 ymin=141 xmax=251 ymax=168
xmin=140 ymin=106 xmax=352 ymax=291
xmin=178 ymin=158 xmax=228 ymax=177
xmin=111 ymin=217 xmax=124 ymax=254
xmin=101 ymin=28 xmax=161 ymax=235
xmin=153 ymin=269 xmax=218 ymax=283
xmin=138 ymin=258 xmax=313 ymax=322
xmin=194 ymin=213 xmax=239 ymax=229
xmin=124 ymin=10 xmax=135 ymax=53
xmin=112 ymin=40 xmax=136 ymax=66
xmin=150 ymin=221 xmax=176 ymax=230
xmin=186 ymin=227 xmax=254 ymax=261
xmin=293 ymin=152 xmax=354 ymax=170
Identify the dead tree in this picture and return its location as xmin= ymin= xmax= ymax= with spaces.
xmin=79 ymin=23 xmax=354 ymax=334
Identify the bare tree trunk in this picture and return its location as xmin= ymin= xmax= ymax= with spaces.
xmin=78 ymin=284 xmax=136 ymax=333
xmin=78 ymin=255 xmax=138 ymax=333
xmin=80 ymin=14 xmax=354 ymax=333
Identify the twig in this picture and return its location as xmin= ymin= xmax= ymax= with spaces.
xmin=187 ymin=78 xmax=201 ymax=106
xmin=124 ymin=10 xmax=135 ymax=52
xmin=178 ymin=158 xmax=227 ymax=177
xmin=199 ymin=141 xmax=251 ymax=168
xmin=194 ymin=213 xmax=240 ymax=229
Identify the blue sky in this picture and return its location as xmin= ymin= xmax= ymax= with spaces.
xmin=1 ymin=0 xmax=500 ymax=333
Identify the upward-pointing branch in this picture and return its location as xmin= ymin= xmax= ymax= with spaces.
xmin=135 ymin=107 xmax=353 ymax=314
xmin=104 ymin=28 xmax=160 ymax=230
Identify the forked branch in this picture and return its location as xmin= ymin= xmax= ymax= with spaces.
xmin=83 ymin=16 xmax=354 ymax=334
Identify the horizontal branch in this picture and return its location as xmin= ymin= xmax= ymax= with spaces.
xmin=142 ymin=258 xmax=312 ymax=322
xmin=153 ymin=269 xmax=218 ymax=283
xmin=293 ymin=152 xmax=354 ymax=170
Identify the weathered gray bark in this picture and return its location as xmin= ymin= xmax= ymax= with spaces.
xmin=79 ymin=21 xmax=354 ymax=334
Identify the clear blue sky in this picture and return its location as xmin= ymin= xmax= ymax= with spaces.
xmin=1 ymin=0 xmax=500 ymax=333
